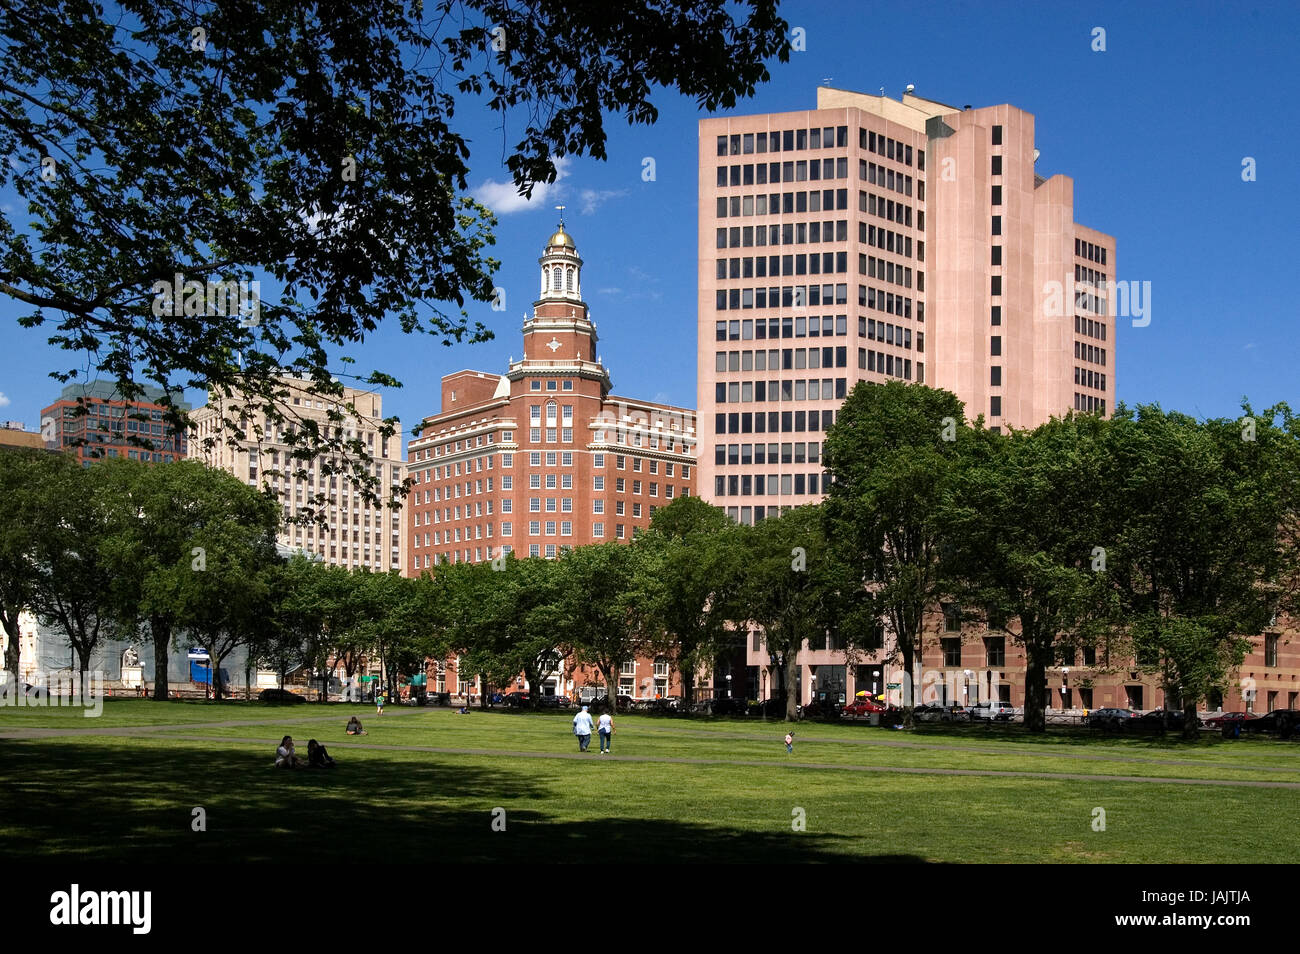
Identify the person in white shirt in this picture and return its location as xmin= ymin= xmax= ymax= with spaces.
xmin=598 ymin=711 xmax=615 ymax=754
xmin=572 ymin=705 xmax=595 ymax=752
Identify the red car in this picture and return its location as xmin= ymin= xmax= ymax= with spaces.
xmin=842 ymin=698 xmax=886 ymax=717
xmin=1202 ymin=711 xmax=1258 ymax=727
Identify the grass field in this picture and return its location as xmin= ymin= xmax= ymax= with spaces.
xmin=3 ymin=700 xmax=1297 ymax=863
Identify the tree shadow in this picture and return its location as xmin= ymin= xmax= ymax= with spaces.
xmin=0 ymin=739 xmax=929 ymax=863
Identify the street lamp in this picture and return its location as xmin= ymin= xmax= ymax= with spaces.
xmin=725 ymin=673 xmax=732 ymax=699
xmin=873 ymin=668 xmax=881 ymax=701
xmin=1062 ymin=666 xmax=1070 ymax=707
xmin=963 ymin=669 xmax=973 ymax=704
xmin=809 ymin=673 xmax=817 ymax=705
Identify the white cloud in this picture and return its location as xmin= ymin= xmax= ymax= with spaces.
xmin=579 ymin=188 xmax=628 ymax=215
xmin=596 ymin=287 xmax=623 ymax=296
xmin=0 ymin=392 xmax=10 ymax=408
xmin=473 ymin=157 xmax=572 ymax=215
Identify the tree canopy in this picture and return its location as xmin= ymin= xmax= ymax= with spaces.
xmin=0 ymin=0 xmax=789 ymax=505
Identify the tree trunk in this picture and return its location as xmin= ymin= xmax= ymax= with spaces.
xmin=479 ymin=673 xmax=489 ymax=710
xmin=604 ymin=667 xmax=619 ymax=713
xmin=77 ymin=645 xmax=92 ymax=701
xmin=245 ymin=655 xmax=253 ymax=701
xmin=1181 ymin=698 xmax=1199 ymax=741
xmin=2 ymin=610 xmax=20 ymax=683
xmin=899 ymin=638 xmax=916 ymax=728
xmin=151 ymin=616 xmax=171 ymax=701
xmin=1023 ymin=641 xmax=1047 ymax=733
xmin=784 ymin=651 xmax=799 ymax=721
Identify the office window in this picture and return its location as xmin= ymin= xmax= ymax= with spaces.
xmin=985 ymin=636 xmax=1005 ymax=667
xmin=991 ymin=336 xmax=1001 ymax=356
xmin=1266 ymin=633 xmax=1279 ymax=667
xmin=942 ymin=638 xmax=962 ymax=668
xmin=991 ymin=185 xmax=1002 ymax=206
xmin=991 ymin=124 xmax=1003 ymax=146
xmin=990 ymin=366 xmax=1002 ymax=386
xmin=991 ymin=155 xmax=1002 ymax=175
xmin=990 ymin=396 xmax=1002 ymax=417
xmin=991 ymin=215 xmax=1001 ymax=236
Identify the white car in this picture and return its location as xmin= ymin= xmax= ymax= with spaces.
xmin=968 ymin=700 xmax=1015 ymax=721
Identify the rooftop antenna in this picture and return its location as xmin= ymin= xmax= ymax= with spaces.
xmin=822 ymin=77 xmax=833 ymax=86
xmin=879 ymin=86 xmax=885 ymax=97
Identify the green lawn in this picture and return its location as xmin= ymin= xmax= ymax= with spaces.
xmin=3 ymin=700 xmax=1297 ymax=863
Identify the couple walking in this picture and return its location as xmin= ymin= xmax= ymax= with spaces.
xmin=572 ymin=705 xmax=615 ymax=753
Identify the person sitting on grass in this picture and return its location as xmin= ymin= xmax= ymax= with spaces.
xmin=307 ymin=739 xmax=336 ymax=768
xmin=275 ymin=735 xmax=298 ymax=769
xmin=346 ymin=716 xmax=366 ymax=736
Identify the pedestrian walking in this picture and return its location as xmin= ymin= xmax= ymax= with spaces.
xmin=376 ymin=691 xmax=385 ymax=716
xmin=784 ymin=731 xmax=794 ymax=753
xmin=598 ymin=711 xmax=615 ymax=754
xmin=573 ymin=705 xmax=595 ymax=752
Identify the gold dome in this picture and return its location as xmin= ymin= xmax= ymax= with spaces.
xmin=546 ymin=226 xmax=575 ymax=249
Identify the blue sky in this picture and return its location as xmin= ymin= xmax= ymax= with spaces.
xmin=3 ymin=0 xmax=1298 ymax=448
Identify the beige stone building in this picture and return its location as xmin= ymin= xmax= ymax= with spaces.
xmin=188 ymin=377 xmax=405 ymax=573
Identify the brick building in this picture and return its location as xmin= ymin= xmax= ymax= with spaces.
xmin=405 ymin=222 xmax=697 ymax=700
xmin=41 ymin=381 xmax=190 ymax=465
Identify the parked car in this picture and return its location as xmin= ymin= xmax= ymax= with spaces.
xmin=969 ymin=700 xmax=1016 ymax=722
xmin=1202 ymin=711 xmax=1258 ymax=728
xmin=1086 ymin=707 xmax=1137 ymax=730
xmin=258 ymin=687 xmax=305 ymax=704
xmin=708 ymin=696 xmax=748 ymax=716
xmin=428 ymin=691 xmax=452 ymax=707
xmin=538 ymin=694 xmax=571 ymax=709
xmin=502 ymin=691 xmax=531 ymax=708
xmin=842 ymin=697 xmax=887 ymax=717
xmin=915 ymin=703 xmax=971 ymax=723
xmin=1131 ymin=709 xmax=1186 ymax=731
xmin=1241 ymin=709 xmax=1300 ymax=737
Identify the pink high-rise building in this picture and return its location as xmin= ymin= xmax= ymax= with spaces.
xmin=699 ymin=87 xmax=1116 ymax=526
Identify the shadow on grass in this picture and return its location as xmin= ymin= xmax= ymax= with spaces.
xmin=0 ymin=739 xmax=924 ymax=864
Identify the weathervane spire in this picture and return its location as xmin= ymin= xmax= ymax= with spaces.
xmin=555 ymin=204 xmax=566 ymax=229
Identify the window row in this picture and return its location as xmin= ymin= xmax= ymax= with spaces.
xmin=863 ymin=319 xmax=918 ymax=350
xmin=715 ymin=344 xmax=849 ymax=373
xmin=859 ymin=350 xmax=918 ymax=382
xmin=714 ymin=283 xmax=849 ymax=313
xmin=862 ymin=284 xmax=916 ymax=319
xmin=1075 ymin=341 xmax=1107 ymax=365
xmin=528 ymin=404 xmax=574 ymax=422
xmin=1075 ymin=315 xmax=1107 ymax=341
xmin=1075 ymin=367 xmax=1107 ymax=391
xmin=715 ymin=441 xmax=823 ymax=466
xmin=861 ymin=161 xmax=919 ymax=199
xmin=716 ymin=126 xmax=850 ymax=157
xmin=715 ymin=192 xmax=849 ymax=240
xmin=862 ymin=129 xmax=920 ymax=169
xmin=715 ymin=252 xmax=849 ymax=281
xmin=1075 ymin=264 xmax=1107 ymax=286
xmin=715 ymin=217 xmax=850 ymax=247
xmin=715 ymin=407 xmax=840 ymax=435
xmin=862 ymin=191 xmax=915 ymax=228
xmin=714 ymin=377 xmax=847 ymax=405
xmin=715 ymin=158 xmax=849 ymax=188
xmin=1075 ymin=237 xmax=1107 ymax=265
xmin=859 ymin=223 xmax=917 ymax=259
xmin=528 ymin=378 xmax=575 ymax=392
xmin=715 ymin=472 xmax=830 ymax=497
xmin=862 ymin=255 xmax=919 ymax=290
